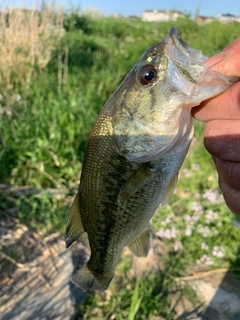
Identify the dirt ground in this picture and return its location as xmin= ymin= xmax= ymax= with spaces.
xmin=0 ymin=215 xmax=87 ymax=320
xmin=1 ymin=215 xmax=240 ymax=320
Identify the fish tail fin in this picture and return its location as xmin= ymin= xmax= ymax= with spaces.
xmin=71 ymin=264 xmax=113 ymax=292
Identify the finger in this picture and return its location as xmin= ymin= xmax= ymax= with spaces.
xmin=205 ymin=37 xmax=240 ymax=76
xmin=215 ymin=159 xmax=240 ymax=215
xmin=204 ymin=52 xmax=226 ymax=68
xmin=192 ymin=81 xmax=240 ymax=121
xmin=203 ymin=120 xmax=240 ymax=161
xmin=215 ymin=158 xmax=240 ymax=191
xmin=193 ymin=37 xmax=240 ymax=121
xmin=218 ymin=179 xmax=240 ymax=216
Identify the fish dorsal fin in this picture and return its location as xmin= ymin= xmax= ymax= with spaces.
xmin=161 ymin=173 xmax=178 ymax=206
xmin=117 ymin=162 xmax=157 ymax=203
xmin=127 ymin=226 xmax=152 ymax=257
xmin=65 ymin=190 xmax=85 ymax=248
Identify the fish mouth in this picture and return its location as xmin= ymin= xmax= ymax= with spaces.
xmin=168 ymin=26 xmax=207 ymax=62
xmin=169 ymin=26 xmax=190 ymax=57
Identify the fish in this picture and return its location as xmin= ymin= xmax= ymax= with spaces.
xmin=65 ymin=26 xmax=237 ymax=292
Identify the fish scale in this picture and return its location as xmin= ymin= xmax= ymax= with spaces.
xmin=65 ymin=26 xmax=238 ymax=291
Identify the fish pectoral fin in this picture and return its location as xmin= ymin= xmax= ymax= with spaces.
xmin=117 ymin=162 xmax=157 ymax=203
xmin=65 ymin=191 xmax=85 ymax=248
xmin=127 ymin=226 xmax=152 ymax=257
xmin=161 ymin=173 xmax=178 ymax=206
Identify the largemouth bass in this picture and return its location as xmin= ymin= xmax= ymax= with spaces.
xmin=66 ymin=27 xmax=237 ymax=291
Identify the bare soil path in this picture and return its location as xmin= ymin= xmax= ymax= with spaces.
xmin=1 ymin=217 xmax=240 ymax=320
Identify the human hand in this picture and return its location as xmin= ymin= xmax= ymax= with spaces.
xmin=192 ymin=37 xmax=240 ymax=215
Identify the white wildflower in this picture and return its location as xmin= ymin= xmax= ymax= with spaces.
xmin=196 ymin=254 xmax=213 ymax=266
xmin=198 ymin=225 xmax=210 ymax=238
xmin=191 ymin=201 xmax=203 ymax=214
xmin=183 ymin=168 xmax=192 ymax=178
xmin=205 ymin=210 xmax=219 ymax=224
xmin=191 ymin=163 xmax=201 ymax=170
xmin=185 ymin=228 xmax=192 ymax=236
xmin=174 ymin=241 xmax=182 ymax=252
xmin=201 ymin=242 xmax=209 ymax=250
xmin=202 ymin=189 xmax=221 ymax=204
xmin=6 ymin=110 xmax=12 ymax=116
xmin=212 ymin=246 xmax=224 ymax=258
xmin=14 ymin=94 xmax=21 ymax=102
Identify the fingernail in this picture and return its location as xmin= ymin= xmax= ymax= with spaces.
xmin=213 ymin=50 xmax=227 ymax=61
xmin=205 ymin=51 xmax=227 ymax=67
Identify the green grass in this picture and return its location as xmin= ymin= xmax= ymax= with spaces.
xmin=1 ymin=13 xmax=240 ymax=318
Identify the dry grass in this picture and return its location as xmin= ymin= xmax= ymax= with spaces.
xmin=0 ymin=4 xmax=65 ymax=89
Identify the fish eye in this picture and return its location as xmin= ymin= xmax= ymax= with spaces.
xmin=138 ymin=65 xmax=157 ymax=85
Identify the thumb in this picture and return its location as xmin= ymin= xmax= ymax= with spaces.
xmin=204 ymin=37 xmax=240 ymax=77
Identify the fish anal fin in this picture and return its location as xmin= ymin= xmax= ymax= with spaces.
xmin=72 ymin=264 xmax=113 ymax=292
xmin=65 ymin=191 xmax=85 ymax=248
xmin=118 ymin=162 xmax=157 ymax=203
xmin=127 ymin=226 xmax=152 ymax=257
xmin=161 ymin=173 xmax=178 ymax=206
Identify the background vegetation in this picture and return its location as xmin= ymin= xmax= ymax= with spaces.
xmin=0 ymin=6 xmax=240 ymax=319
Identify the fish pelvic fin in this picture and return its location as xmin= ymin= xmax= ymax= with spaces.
xmin=127 ymin=225 xmax=152 ymax=257
xmin=71 ymin=264 xmax=114 ymax=292
xmin=65 ymin=190 xmax=85 ymax=248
